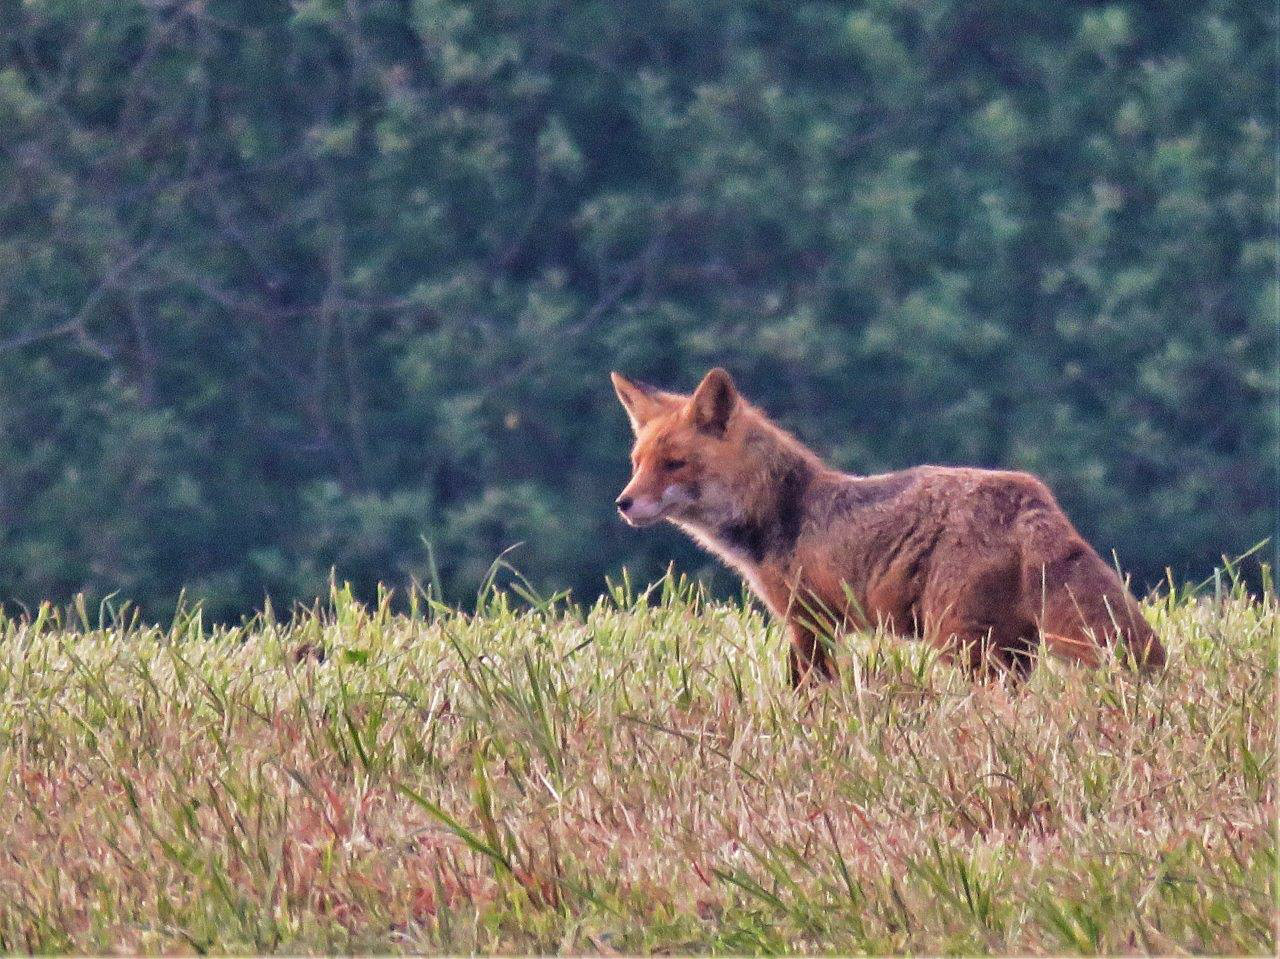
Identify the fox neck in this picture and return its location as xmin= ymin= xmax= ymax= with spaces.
xmin=711 ymin=457 xmax=815 ymax=565
xmin=677 ymin=418 xmax=825 ymax=571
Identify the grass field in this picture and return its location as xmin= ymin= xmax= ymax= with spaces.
xmin=0 ymin=570 xmax=1274 ymax=955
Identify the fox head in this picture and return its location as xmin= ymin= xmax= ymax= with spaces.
xmin=611 ymin=367 xmax=757 ymax=529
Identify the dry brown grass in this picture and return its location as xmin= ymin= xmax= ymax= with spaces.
xmin=0 ymin=574 xmax=1274 ymax=954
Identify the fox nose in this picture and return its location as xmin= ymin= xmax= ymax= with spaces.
xmin=616 ymin=495 xmax=633 ymax=513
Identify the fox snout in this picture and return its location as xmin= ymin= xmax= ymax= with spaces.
xmin=616 ymin=489 xmax=664 ymax=526
xmin=615 ymin=493 xmax=636 ymax=523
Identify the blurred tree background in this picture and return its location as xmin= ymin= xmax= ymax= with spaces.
xmin=0 ymin=0 xmax=1274 ymax=619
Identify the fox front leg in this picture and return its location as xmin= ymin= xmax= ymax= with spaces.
xmin=786 ymin=621 xmax=836 ymax=688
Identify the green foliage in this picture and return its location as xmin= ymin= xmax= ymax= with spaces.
xmin=0 ymin=0 xmax=1274 ymax=617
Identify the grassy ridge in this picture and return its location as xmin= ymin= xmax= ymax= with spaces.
xmin=0 ymin=574 xmax=1274 ymax=955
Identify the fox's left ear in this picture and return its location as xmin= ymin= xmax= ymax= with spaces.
xmin=689 ymin=367 xmax=738 ymax=436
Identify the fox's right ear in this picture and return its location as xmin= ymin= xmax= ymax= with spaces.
xmin=611 ymin=372 xmax=675 ymax=434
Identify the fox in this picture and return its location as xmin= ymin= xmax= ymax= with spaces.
xmin=611 ymin=367 xmax=1165 ymax=686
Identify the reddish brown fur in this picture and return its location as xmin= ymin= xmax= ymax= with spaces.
xmin=612 ymin=368 xmax=1165 ymax=686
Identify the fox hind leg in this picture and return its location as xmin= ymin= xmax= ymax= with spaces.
xmin=931 ymin=620 xmax=1039 ymax=681
xmin=1022 ymin=546 xmax=1165 ymax=671
xmin=924 ymin=560 xmax=1041 ymax=681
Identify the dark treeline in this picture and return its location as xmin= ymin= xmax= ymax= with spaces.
xmin=0 ymin=0 xmax=1274 ymax=619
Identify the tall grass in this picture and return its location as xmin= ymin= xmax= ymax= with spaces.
xmin=0 ymin=570 xmax=1273 ymax=955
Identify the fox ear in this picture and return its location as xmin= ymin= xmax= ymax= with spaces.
xmin=611 ymin=372 xmax=676 ymax=434
xmin=689 ymin=367 xmax=738 ymax=436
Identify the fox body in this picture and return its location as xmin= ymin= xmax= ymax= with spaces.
xmin=612 ymin=368 xmax=1165 ymax=684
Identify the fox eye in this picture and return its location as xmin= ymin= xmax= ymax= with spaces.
xmin=662 ymin=458 xmax=687 ymax=471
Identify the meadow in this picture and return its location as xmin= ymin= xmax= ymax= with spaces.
xmin=0 ymin=569 xmax=1274 ymax=955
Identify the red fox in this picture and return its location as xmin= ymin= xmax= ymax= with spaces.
xmin=612 ymin=367 xmax=1165 ymax=685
